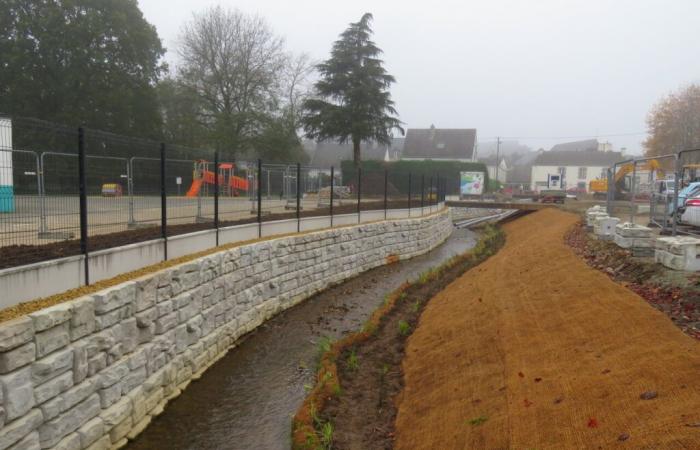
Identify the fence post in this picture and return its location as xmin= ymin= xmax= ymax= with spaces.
xmin=408 ymin=172 xmax=412 ymax=217
xmin=127 ymin=158 xmax=135 ymax=225
xmin=357 ymin=167 xmax=362 ymax=224
xmin=672 ymin=153 xmax=680 ymax=236
xmin=606 ymin=168 xmax=613 ymax=215
xmin=629 ymin=161 xmax=637 ymax=224
xmin=160 ymin=143 xmax=167 ymax=260
xmin=296 ymin=163 xmax=301 ymax=232
xmin=257 ymin=159 xmax=262 ymax=238
xmin=214 ymin=150 xmax=219 ymax=246
xmin=436 ymin=173 xmax=440 ymax=208
xmin=78 ymin=127 xmax=89 ymax=285
xmin=330 ymin=166 xmax=334 ymax=227
xmin=384 ymin=168 xmax=388 ymax=220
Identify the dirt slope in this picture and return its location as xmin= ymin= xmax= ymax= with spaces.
xmin=395 ymin=208 xmax=700 ymax=449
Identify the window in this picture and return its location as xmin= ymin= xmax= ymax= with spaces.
xmin=578 ymin=167 xmax=587 ymax=179
xmin=436 ymin=142 xmax=446 ymax=149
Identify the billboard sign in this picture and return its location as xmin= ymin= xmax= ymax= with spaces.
xmin=460 ymin=171 xmax=484 ymax=197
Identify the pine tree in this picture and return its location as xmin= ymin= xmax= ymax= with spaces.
xmin=303 ymin=13 xmax=403 ymax=166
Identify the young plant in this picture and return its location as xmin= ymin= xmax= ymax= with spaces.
xmin=411 ymin=300 xmax=421 ymax=313
xmin=398 ymin=320 xmax=411 ymax=336
xmin=320 ymin=421 xmax=334 ymax=449
xmin=347 ymin=349 xmax=359 ymax=371
xmin=468 ymin=415 xmax=489 ymax=426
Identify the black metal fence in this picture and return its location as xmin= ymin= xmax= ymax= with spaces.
xmin=0 ymin=115 xmax=449 ymax=277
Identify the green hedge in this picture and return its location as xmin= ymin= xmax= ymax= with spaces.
xmin=340 ymin=159 xmax=490 ymax=196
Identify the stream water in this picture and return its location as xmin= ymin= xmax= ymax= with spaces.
xmin=127 ymin=227 xmax=478 ymax=450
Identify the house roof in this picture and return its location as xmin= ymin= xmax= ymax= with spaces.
xmin=533 ymin=149 xmax=624 ymax=167
xmin=549 ymin=139 xmax=599 ymax=152
xmin=402 ymin=128 xmax=476 ymax=160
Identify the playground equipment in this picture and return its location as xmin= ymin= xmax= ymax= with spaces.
xmin=186 ymin=160 xmax=248 ymax=198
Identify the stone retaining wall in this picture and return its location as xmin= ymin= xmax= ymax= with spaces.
xmin=0 ymin=210 xmax=452 ymax=450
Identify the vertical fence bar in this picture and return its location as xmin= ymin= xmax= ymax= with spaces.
xmin=606 ymin=168 xmax=613 ymax=215
xmin=257 ymin=159 xmax=262 ymax=238
xmin=160 ymin=143 xmax=167 ymax=260
xmin=430 ymin=175 xmax=434 ymax=210
xmin=330 ymin=166 xmax=334 ymax=227
xmin=296 ymin=162 xmax=301 ymax=232
xmin=78 ymin=127 xmax=89 ymax=285
xmin=420 ymin=174 xmax=425 ymax=213
xmin=408 ymin=173 xmax=412 ymax=216
xmin=357 ymin=167 xmax=362 ymax=224
xmin=384 ymin=168 xmax=388 ymax=220
xmin=214 ymin=150 xmax=219 ymax=246
xmin=436 ymin=173 xmax=440 ymax=207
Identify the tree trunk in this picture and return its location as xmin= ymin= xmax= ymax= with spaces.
xmin=352 ymin=137 xmax=361 ymax=167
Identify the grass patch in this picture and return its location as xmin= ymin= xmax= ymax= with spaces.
xmin=467 ymin=416 xmax=489 ymax=426
xmin=398 ymin=320 xmax=411 ymax=336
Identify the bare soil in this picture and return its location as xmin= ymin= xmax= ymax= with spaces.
xmin=0 ymin=200 xmax=415 ymax=269
xmin=395 ymin=208 xmax=700 ymax=449
xmin=315 ymin=225 xmax=507 ymax=450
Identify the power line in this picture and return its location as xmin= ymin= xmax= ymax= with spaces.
xmin=481 ymin=131 xmax=647 ymax=141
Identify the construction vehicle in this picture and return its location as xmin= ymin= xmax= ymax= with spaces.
xmin=588 ymin=159 xmax=664 ymax=200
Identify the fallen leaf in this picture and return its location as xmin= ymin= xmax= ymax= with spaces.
xmin=534 ymin=377 xmax=542 ymax=383
xmin=523 ymin=399 xmax=533 ymax=407
xmin=587 ymin=418 xmax=598 ymax=428
xmin=601 ymin=369 xmax=611 ymax=374
xmin=518 ymin=372 xmax=525 ymax=378
xmin=553 ymin=397 xmax=564 ymax=404
xmin=618 ymin=433 xmax=630 ymax=441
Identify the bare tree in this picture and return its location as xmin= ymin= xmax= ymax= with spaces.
xmin=282 ymin=53 xmax=316 ymax=131
xmin=177 ymin=6 xmax=287 ymax=153
xmin=644 ymin=84 xmax=700 ymax=156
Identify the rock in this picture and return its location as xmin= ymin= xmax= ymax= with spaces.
xmin=640 ymin=390 xmax=658 ymax=400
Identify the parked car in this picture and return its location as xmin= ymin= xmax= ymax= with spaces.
xmin=681 ymin=196 xmax=700 ymax=226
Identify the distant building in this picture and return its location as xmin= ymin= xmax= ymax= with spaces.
xmin=530 ymin=149 xmax=623 ymax=192
xmin=477 ymin=155 xmax=509 ymax=184
xmin=304 ymin=138 xmax=402 ymax=169
xmin=402 ymin=125 xmax=477 ymax=162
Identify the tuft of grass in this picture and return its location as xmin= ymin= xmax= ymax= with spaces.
xmin=317 ymin=336 xmax=332 ymax=354
xmin=467 ymin=416 xmax=489 ymax=426
xmin=398 ymin=320 xmax=411 ymax=336
xmin=347 ymin=349 xmax=359 ymax=371
xmin=399 ymin=292 xmax=408 ymax=301
xmin=411 ymin=300 xmax=421 ymax=313
xmin=320 ymin=421 xmax=334 ymax=449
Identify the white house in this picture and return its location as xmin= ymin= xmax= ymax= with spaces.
xmin=478 ymin=155 xmax=509 ymax=184
xmin=530 ymin=149 xmax=623 ymax=192
xmin=401 ymin=126 xmax=477 ymax=162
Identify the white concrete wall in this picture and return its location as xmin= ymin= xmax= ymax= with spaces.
xmin=0 ymin=210 xmax=453 ymax=450
xmin=530 ymin=165 xmax=608 ymax=192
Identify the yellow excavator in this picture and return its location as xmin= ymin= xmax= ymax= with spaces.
xmin=589 ymin=159 xmax=664 ymax=199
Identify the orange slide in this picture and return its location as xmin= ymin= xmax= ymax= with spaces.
xmin=186 ymin=171 xmax=249 ymax=197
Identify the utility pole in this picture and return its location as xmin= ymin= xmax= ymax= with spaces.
xmin=495 ymin=136 xmax=501 ymax=187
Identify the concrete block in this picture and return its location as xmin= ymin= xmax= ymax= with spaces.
xmin=31 ymin=347 xmax=73 ymax=385
xmin=593 ymin=216 xmax=620 ymax=237
xmin=6 ymin=431 xmax=40 ymax=450
xmin=76 ymin=417 xmax=104 ymax=449
xmin=53 ymin=432 xmax=80 ymax=450
xmin=84 ymin=435 xmax=110 ymax=450
xmin=34 ymin=323 xmax=70 ymax=359
xmin=69 ymin=297 xmax=95 ymax=341
xmin=99 ymin=397 xmax=131 ymax=432
xmin=0 ymin=367 xmax=35 ymax=421
xmin=28 ymin=304 xmax=71 ymax=333
xmin=0 ymin=409 xmax=42 ymax=450
xmin=0 ymin=342 xmax=36 ymax=374
xmin=97 ymin=358 xmax=130 ymax=389
xmin=92 ymin=283 xmax=135 ymax=315
xmin=33 ymin=370 xmax=73 ymax=405
xmin=0 ymin=318 xmax=34 ymax=353
xmin=614 ymin=234 xmax=654 ymax=249
xmin=38 ymin=393 xmax=100 ymax=449
xmin=615 ymin=222 xmax=653 ymax=238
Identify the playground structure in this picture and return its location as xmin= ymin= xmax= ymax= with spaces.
xmin=186 ymin=160 xmax=249 ymax=198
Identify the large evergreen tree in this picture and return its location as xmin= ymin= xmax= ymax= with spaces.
xmin=303 ymin=13 xmax=403 ymax=166
xmin=0 ymin=0 xmax=165 ymax=137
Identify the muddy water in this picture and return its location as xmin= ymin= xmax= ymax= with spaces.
xmin=127 ymin=227 xmax=478 ymax=450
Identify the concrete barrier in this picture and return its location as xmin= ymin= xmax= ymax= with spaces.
xmin=655 ymin=236 xmax=700 ymax=271
xmin=0 ymin=210 xmax=453 ymax=450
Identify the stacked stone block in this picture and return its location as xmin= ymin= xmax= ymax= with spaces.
xmin=586 ymin=206 xmax=608 ymax=231
xmin=0 ymin=211 xmax=452 ymax=450
xmin=655 ymin=236 xmax=700 ymax=271
xmin=593 ymin=216 xmax=620 ymax=241
xmin=614 ymin=223 xmax=655 ymax=257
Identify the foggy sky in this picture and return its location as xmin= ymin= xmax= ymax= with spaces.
xmin=138 ymin=0 xmax=700 ymax=155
